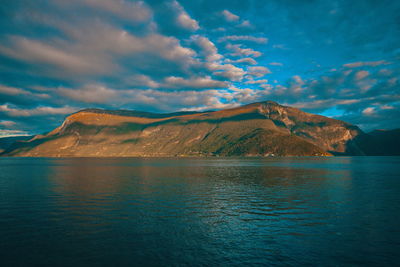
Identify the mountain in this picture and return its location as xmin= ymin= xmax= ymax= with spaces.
xmin=0 ymin=135 xmax=32 ymax=154
xmin=1 ymin=100 xmax=393 ymax=157
xmin=354 ymin=129 xmax=400 ymax=156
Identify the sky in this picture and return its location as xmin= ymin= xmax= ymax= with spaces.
xmin=0 ymin=0 xmax=399 ymax=137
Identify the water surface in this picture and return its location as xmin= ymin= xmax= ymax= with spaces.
xmin=0 ymin=157 xmax=399 ymax=266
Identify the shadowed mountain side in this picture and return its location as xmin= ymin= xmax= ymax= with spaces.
xmin=352 ymin=129 xmax=400 ymax=156
xmin=0 ymin=136 xmax=32 ymax=153
xmin=1 ymin=100 xmax=384 ymax=157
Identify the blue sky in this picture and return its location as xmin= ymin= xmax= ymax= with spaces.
xmin=0 ymin=0 xmax=399 ymax=136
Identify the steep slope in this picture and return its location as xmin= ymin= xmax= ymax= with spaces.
xmin=2 ymin=101 xmax=366 ymax=157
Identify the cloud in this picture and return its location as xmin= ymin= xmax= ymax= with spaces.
xmin=53 ymin=0 xmax=152 ymax=23
xmin=0 ymin=130 xmax=30 ymax=137
xmin=0 ymin=36 xmax=113 ymax=77
xmin=362 ymin=107 xmax=376 ymax=116
xmin=355 ymin=70 xmax=370 ymax=80
xmin=211 ymin=64 xmax=246 ymax=82
xmin=218 ymin=35 xmax=268 ymax=44
xmin=191 ymin=35 xmax=222 ymax=62
xmin=0 ymin=84 xmax=50 ymax=106
xmin=0 ymin=104 xmax=76 ymax=117
xmin=0 ymin=85 xmax=29 ymax=96
xmin=245 ymin=79 xmax=268 ymax=84
xmin=247 ymin=66 xmax=271 ymax=77
xmin=170 ymin=0 xmax=200 ymax=31
xmin=0 ymin=120 xmax=17 ymax=127
xmin=58 ymin=85 xmax=118 ymax=104
xmin=163 ymin=76 xmax=227 ymax=89
xmin=269 ymin=62 xmax=283 ymax=66
xmin=123 ymin=74 xmax=160 ymax=88
xmin=0 ymin=24 xmax=198 ymax=81
xmin=226 ymin=44 xmax=262 ymax=57
xmin=343 ymin=60 xmax=390 ymax=68
xmin=272 ymin=44 xmax=287 ymax=50
xmin=225 ymin=57 xmax=257 ymax=65
xmin=221 ymin=10 xmax=239 ymax=22
xmin=237 ymin=20 xmax=252 ymax=28
xmin=0 ymin=0 xmax=399 ymax=134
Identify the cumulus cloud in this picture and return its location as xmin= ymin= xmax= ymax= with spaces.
xmin=211 ymin=64 xmax=246 ymax=82
xmin=221 ymin=10 xmax=239 ymax=22
xmin=0 ymin=24 xmax=198 ymax=81
xmin=247 ymin=66 xmax=271 ymax=77
xmin=170 ymin=0 xmax=200 ymax=31
xmin=218 ymin=35 xmax=268 ymax=44
xmin=226 ymin=44 xmax=262 ymax=57
xmin=123 ymin=74 xmax=160 ymax=88
xmin=191 ymin=35 xmax=222 ymax=62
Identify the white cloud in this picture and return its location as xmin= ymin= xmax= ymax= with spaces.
xmin=269 ymin=62 xmax=283 ymax=66
xmin=225 ymin=57 xmax=257 ymax=65
xmin=238 ymin=20 xmax=252 ymax=28
xmin=164 ymin=76 xmax=227 ymax=89
xmin=362 ymin=107 xmax=376 ymax=116
xmin=0 ymin=104 xmax=76 ymax=117
xmin=218 ymin=35 xmax=268 ymax=44
xmin=123 ymin=74 xmax=160 ymax=88
xmin=343 ymin=60 xmax=389 ymax=68
xmin=0 ymin=27 xmax=197 ymax=79
xmin=221 ymin=10 xmax=239 ymax=22
xmin=226 ymin=44 xmax=262 ymax=58
xmin=247 ymin=66 xmax=271 ymax=77
xmin=170 ymin=0 xmax=200 ymax=31
xmin=211 ymin=64 xmax=246 ymax=82
xmin=58 ymin=84 xmax=118 ymax=103
xmin=245 ymin=79 xmax=268 ymax=84
xmin=191 ymin=35 xmax=222 ymax=62
xmin=0 ymin=85 xmax=29 ymax=95
xmin=0 ymin=120 xmax=17 ymax=127
xmin=0 ymin=130 xmax=30 ymax=138
xmin=0 ymin=36 xmax=110 ymax=76
xmin=355 ymin=70 xmax=370 ymax=80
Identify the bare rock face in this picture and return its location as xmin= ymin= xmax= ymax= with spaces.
xmin=2 ymin=101 xmax=370 ymax=157
xmin=256 ymin=101 xmax=364 ymax=154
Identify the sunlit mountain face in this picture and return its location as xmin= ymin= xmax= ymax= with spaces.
xmin=0 ymin=0 xmax=399 ymax=136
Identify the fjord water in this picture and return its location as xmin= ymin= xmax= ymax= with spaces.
xmin=0 ymin=157 xmax=399 ymax=266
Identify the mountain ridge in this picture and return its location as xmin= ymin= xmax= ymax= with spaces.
xmin=1 ymin=101 xmax=398 ymax=157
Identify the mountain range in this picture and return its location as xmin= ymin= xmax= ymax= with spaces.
xmin=1 ymin=101 xmax=399 ymax=157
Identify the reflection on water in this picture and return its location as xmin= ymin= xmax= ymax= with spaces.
xmin=0 ymin=157 xmax=399 ymax=266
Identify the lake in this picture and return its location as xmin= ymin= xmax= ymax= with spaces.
xmin=0 ymin=157 xmax=399 ymax=266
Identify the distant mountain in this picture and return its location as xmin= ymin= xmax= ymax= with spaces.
xmin=1 ymin=101 xmax=398 ymax=157
xmin=0 ymin=135 xmax=32 ymax=154
xmin=354 ymin=129 xmax=400 ymax=156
